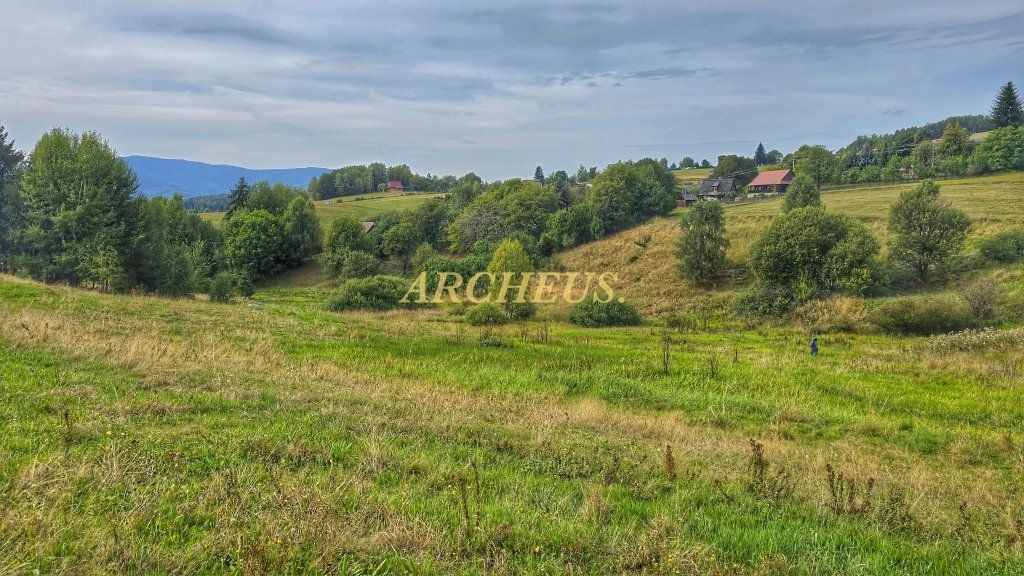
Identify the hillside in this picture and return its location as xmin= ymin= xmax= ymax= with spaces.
xmin=125 ymin=156 xmax=329 ymax=198
xmin=199 ymin=190 xmax=445 ymax=231
xmin=559 ymin=173 xmax=1024 ymax=313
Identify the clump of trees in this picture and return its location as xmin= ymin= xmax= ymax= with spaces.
xmin=221 ymin=179 xmax=322 ymax=282
xmin=1 ymin=128 xmax=224 ymax=295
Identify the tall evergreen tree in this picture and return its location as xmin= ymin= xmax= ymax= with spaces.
xmin=225 ymin=177 xmax=250 ymax=219
xmin=534 ymin=166 xmax=545 ymax=183
xmin=991 ymin=81 xmax=1024 ymax=128
xmin=754 ymin=142 xmax=767 ymax=165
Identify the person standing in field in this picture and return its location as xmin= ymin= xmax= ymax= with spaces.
xmin=810 ymin=337 xmax=818 ymax=357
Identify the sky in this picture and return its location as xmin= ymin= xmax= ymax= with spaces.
xmin=1 ymin=1 xmax=1022 ymax=180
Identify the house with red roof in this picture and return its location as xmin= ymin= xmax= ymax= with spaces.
xmin=747 ymin=169 xmax=794 ymax=195
xmin=386 ymin=180 xmax=404 ymax=192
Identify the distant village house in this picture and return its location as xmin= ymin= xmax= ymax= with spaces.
xmin=747 ymin=169 xmax=793 ymax=195
xmin=386 ymin=180 xmax=404 ymax=192
xmin=696 ymin=177 xmax=735 ymax=201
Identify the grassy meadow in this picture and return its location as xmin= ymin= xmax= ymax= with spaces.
xmin=200 ymin=191 xmax=444 ymax=231
xmin=2 ymin=271 xmax=1024 ymax=574
xmin=3 ymin=172 xmax=1024 ymax=575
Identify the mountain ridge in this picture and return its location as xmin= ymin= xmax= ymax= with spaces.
xmin=124 ymin=155 xmax=330 ymax=198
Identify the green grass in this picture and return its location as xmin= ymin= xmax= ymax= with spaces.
xmin=199 ymin=191 xmax=444 ymax=231
xmin=2 ymin=276 xmax=1023 ymax=574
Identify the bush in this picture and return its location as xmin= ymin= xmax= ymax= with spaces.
xmin=340 ymin=250 xmax=380 ymax=279
xmin=325 ymin=275 xmax=409 ymax=312
xmin=794 ymin=296 xmax=868 ymax=333
xmin=233 ymin=273 xmax=255 ymax=298
xmin=868 ymin=297 xmax=976 ymax=335
xmin=731 ymin=284 xmax=793 ymax=318
xmin=979 ymin=229 xmax=1024 ymax=263
xmin=208 ymin=272 xmax=236 ymax=303
xmin=927 ymin=327 xmax=1024 ymax=352
xmin=568 ymin=296 xmax=642 ymax=327
xmin=960 ymin=277 xmax=1002 ymax=321
xmin=466 ymin=302 xmax=507 ymax=325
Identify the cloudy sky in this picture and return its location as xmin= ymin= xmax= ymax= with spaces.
xmin=2 ymin=1 xmax=1021 ymax=179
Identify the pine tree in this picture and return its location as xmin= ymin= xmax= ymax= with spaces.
xmin=991 ymin=81 xmax=1024 ymax=128
xmin=754 ymin=143 xmax=767 ymax=166
xmin=0 ymin=121 xmax=24 ymax=180
xmin=225 ymin=177 xmax=250 ymax=219
xmin=534 ymin=166 xmax=544 ymax=183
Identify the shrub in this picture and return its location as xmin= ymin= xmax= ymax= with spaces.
xmin=750 ymin=207 xmax=880 ymax=302
xmin=208 ymin=272 xmax=236 ymax=303
xmin=959 ymin=277 xmax=1002 ymax=321
xmin=868 ymin=297 xmax=976 ymax=336
xmin=794 ymin=296 xmax=868 ymax=333
xmin=568 ymin=296 xmax=642 ymax=327
xmin=233 ymin=273 xmax=255 ymax=298
xmin=340 ymin=250 xmax=380 ymax=279
xmin=466 ymin=302 xmax=507 ymax=325
xmin=731 ymin=284 xmax=793 ymax=318
xmin=979 ymin=229 xmax=1024 ymax=263
xmin=325 ymin=275 xmax=409 ymax=312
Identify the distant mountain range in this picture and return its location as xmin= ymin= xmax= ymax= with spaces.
xmin=124 ymin=156 xmax=330 ymax=198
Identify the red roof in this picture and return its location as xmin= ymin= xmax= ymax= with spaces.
xmin=748 ymin=169 xmax=793 ymax=187
xmin=386 ymin=180 xmax=404 ymax=190
xmin=360 ymin=221 xmax=375 ymax=233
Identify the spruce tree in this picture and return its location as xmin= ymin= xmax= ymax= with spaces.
xmin=534 ymin=166 xmax=544 ymax=183
xmin=225 ymin=177 xmax=250 ymax=219
xmin=991 ymin=81 xmax=1024 ymax=128
xmin=754 ymin=142 xmax=767 ymax=165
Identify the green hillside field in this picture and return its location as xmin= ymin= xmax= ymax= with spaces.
xmin=2 ymin=173 xmax=1024 ymax=574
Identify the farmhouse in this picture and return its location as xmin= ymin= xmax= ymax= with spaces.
xmin=747 ymin=169 xmax=794 ymax=194
xmin=386 ymin=180 xmax=404 ymax=192
xmin=697 ymin=177 xmax=735 ymax=201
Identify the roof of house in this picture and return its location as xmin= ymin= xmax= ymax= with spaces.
xmin=360 ymin=221 xmax=375 ymax=233
xmin=698 ymin=178 xmax=735 ymax=196
xmin=748 ymin=169 xmax=794 ymax=187
xmin=386 ymin=180 xmax=404 ymax=189
xmin=680 ymin=193 xmax=699 ymax=201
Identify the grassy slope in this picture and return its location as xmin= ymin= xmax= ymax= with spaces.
xmin=2 ymin=277 xmax=1023 ymax=574
xmin=200 ymin=191 xmax=444 ymax=232
xmin=560 ymin=173 xmax=1024 ymax=313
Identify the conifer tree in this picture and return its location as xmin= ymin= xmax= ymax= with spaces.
xmin=991 ymin=81 xmax=1024 ymax=128
xmin=225 ymin=177 xmax=250 ymax=219
xmin=754 ymin=142 xmax=767 ymax=165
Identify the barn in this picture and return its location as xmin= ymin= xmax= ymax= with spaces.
xmin=747 ymin=169 xmax=794 ymax=195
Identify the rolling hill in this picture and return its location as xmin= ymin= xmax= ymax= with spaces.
xmin=125 ymin=156 xmax=330 ymax=198
xmin=558 ymin=173 xmax=1024 ymax=314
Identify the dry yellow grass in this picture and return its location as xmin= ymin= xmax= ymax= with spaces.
xmin=560 ymin=173 xmax=1024 ymax=313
